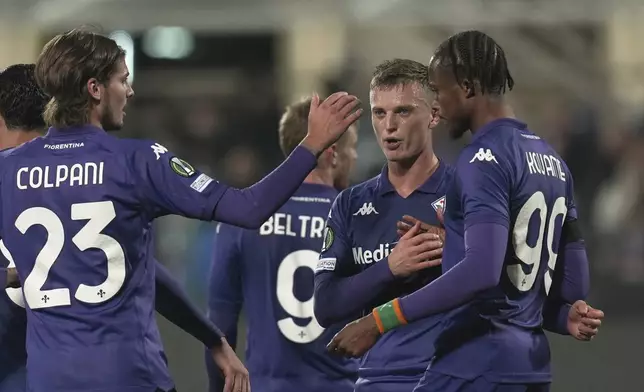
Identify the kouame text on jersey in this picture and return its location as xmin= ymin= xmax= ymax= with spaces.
xmin=207 ymin=183 xmax=357 ymax=392
xmin=315 ymin=163 xmax=453 ymax=389
xmin=0 ymin=126 xmax=231 ymax=392
xmin=409 ymin=119 xmax=578 ymax=383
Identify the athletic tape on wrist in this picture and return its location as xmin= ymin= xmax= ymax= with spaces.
xmin=372 ymin=298 xmax=407 ymax=334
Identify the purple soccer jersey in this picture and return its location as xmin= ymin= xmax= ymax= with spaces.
xmin=315 ymin=163 xmax=453 ymax=390
xmin=207 ymin=183 xmax=358 ymax=392
xmin=399 ymin=118 xmax=579 ymax=385
xmin=0 ymin=126 xmax=230 ymax=392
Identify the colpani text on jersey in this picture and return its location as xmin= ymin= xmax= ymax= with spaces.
xmin=16 ymin=162 xmax=104 ymax=190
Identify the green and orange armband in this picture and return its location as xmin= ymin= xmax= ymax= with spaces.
xmin=372 ymin=298 xmax=408 ymax=334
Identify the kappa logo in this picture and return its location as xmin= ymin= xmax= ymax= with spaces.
xmin=151 ymin=143 xmax=168 ymax=160
xmin=353 ymin=202 xmax=378 ymax=216
xmin=469 ymin=148 xmax=498 ymax=164
xmin=431 ymin=196 xmax=446 ymax=212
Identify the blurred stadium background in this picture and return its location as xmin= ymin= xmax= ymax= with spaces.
xmin=2 ymin=0 xmax=643 ymax=390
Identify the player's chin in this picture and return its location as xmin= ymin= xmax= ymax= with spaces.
xmin=104 ymin=120 xmax=124 ymax=132
xmin=383 ymin=149 xmax=409 ymax=162
xmin=447 ymin=124 xmax=467 ymax=140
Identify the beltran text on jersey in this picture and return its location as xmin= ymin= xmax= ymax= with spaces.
xmin=259 ymin=212 xmax=326 ymax=239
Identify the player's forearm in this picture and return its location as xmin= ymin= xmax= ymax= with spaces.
xmin=205 ymin=305 xmax=240 ymax=392
xmin=314 ymin=259 xmax=396 ymax=327
xmin=397 ymin=223 xmax=508 ymax=323
xmin=154 ymin=262 xmax=224 ymax=348
xmin=213 ymin=145 xmax=317 ymax=229
xmin=207 ymin=301 xmax=240 ymax=351
xmin=541 ymin=240 xmax=589 ymax=336
xmin=555 ymin=241 xmax=590 ymax=303
xmin=542 ymin=299 xmax=571 ymax=335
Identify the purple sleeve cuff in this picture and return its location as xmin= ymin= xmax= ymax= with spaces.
xmin=399 ymin=223 xmax=508 ymax=323
xmin=213 ymin=145 xmax=317 ymax=229
xmin=0 ymin=268 xmax=6 ymax=289
xmin=543 ymin=301 xmax=571 ymax=335
xmin=314 ymin=258 xmax=395 ymax=327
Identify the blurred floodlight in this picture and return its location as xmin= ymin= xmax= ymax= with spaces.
xmin=109 ymin=30 xmax=135 ymax=83
xmin=142 ymin=27 xmax=195 ymax=60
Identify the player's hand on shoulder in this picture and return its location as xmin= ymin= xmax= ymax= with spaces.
xmin=211 ymin=338 xmax=250 ymax=392
xmin=327 ymin=314 xmax=380 ymax=358
xmin=302 ymin=92 xmax=363 ymax=156
xmin=396 ymin=214 xmax=445 ymax=242
xmin=567 ymin=300 xmax=604 ymax=341
xmin=388 ymin=221 xmax=443 ymax=278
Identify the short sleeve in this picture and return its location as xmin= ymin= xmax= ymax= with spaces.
xmin=458 ymin=145 xmax=512 ymax=230
xmin=315 ymin=191 xmax=354 ymax=275
xmin=130 ymin=141 xmax=229 ymax=221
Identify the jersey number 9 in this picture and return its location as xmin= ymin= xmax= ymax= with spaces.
xmin=276 ymin=249 xmax=325 ymax=344
xmin=509 ymin=192 xmax=567 ymax=295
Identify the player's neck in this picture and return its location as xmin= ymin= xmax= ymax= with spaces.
xmin=387 ymin=148 xmax=439 ymax=198
xmin=303 ymin=169 xmax=334 ymax=187
xmin=470 ymin=98 xmax=515 ymax=134
xmin=88 ymin=111 xmax=104 ymax=130
xmin=0 ymin=128 xmax=42 ymax=150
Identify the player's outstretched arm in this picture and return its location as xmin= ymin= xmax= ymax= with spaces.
xmin=134 ymin=92 xmax=361 ymax=230
xmin=154 ymin=261 xmax=225 ymax=348
xmin=213 ymin=92 xmax=361 ymax=229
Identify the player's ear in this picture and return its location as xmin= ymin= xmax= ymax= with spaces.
xmin=329 ymin=144 xmax=338 ymax=167
xmin=87 ymin=77 xmax=102 ymax=101
xmin=462 ymin=79 xmax=475 ymax=99
xmin=429 ymin=101 xmax=440 ymax=129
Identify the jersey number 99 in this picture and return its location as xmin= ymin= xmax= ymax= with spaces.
xmin=276 ymin=249 xmax=325 ymax=344
xmin=509 ymin=191 xmax=567 ymax=295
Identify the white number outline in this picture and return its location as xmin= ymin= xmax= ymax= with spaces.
xmin=8 ymin=201 xmax=126 ymax=310
xmin=276 ymin=249 xmax=325 ymax=343
xmin=508 ymin=192 xmax=567 ymax=294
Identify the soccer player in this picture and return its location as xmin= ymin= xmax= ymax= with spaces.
xmin=328 ymin=31 xmax=603 ymax=391
xmin=0 ymin=29 xmax=360 ymax=392
xmin=205 ymin=97 xmax=360 ymax=392
xmin=0 ymin=64 xmax=247 ymax=392
xmin=314 ymin=59 xmax=447 ymax=392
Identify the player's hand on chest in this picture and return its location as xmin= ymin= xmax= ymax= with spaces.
xmin=347 ymin=196 xmax=444 ymax=270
